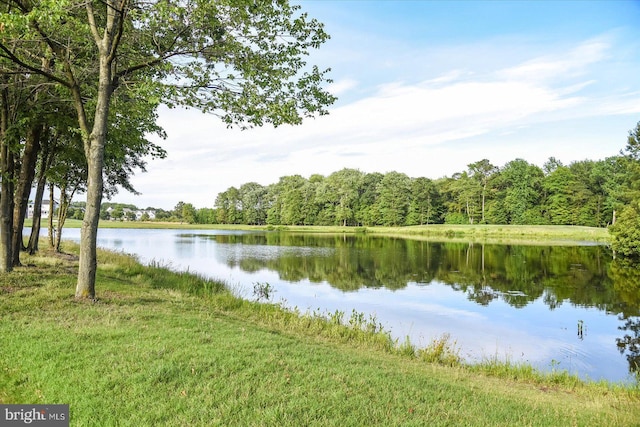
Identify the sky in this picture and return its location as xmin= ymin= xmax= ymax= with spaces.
xmin=111 ymin=0 xmax=640 ymax=210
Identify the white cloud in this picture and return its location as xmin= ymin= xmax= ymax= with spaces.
xmin=326 ymin=78 xmax=359 ymax=96
xmin=499 ymin=37 xmax=610 ymax=82
xmin=116 ymin=32 xmax=638 ymax=209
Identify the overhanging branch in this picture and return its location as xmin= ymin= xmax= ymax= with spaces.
xmin=0 ymin=42 xmax=71 ymax=88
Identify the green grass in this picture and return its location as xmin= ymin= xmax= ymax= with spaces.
xmin=47 ymin=219 xmax=610 ymax=244
xmin=1 ymin=245 xmax=637 ymax=426
xmin=369 ymin=224 xmax=610 ymax=244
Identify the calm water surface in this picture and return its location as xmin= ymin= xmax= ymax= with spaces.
xmin=61 ymin=228 xmax=640 ymax=383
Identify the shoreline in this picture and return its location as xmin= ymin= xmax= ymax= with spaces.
xmin=45 ymin=219 xmax=611 ymax=245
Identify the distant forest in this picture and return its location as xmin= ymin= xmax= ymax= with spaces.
xmin=208 ymin=156 xmax=625 ymax=228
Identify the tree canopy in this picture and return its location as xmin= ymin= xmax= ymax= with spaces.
xmin=207 ymin=148 xmax=632 ymax=231
xmin=0 ymin=0 xmax=336 ymax=298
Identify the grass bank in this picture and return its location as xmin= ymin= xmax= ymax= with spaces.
xmin=364 ymin=224 xmax=610 ymax=245
xmin=54 ymin=219 xmax=610 ymax=244
xmin=1 ymin=245 xmax=637 ymax=426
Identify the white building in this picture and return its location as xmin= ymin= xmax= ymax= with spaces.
xmin=135 ymin=209 xmax=156 ymax=220
xmin=27 ymin=200 xmax=58 ymax=219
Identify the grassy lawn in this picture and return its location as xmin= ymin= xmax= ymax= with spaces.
xmin=1 ymin=245 xmax=637 ymax=426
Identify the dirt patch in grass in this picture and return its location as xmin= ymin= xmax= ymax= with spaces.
xmin=49 ymin=250 xmax=79 ymax=262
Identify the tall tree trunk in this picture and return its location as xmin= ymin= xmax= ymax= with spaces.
xmin=74 ymin=0 xmax=125 ymax=299
xmin=481 ymin=183 xmax=486 ymax=224
xmin=0 ymin=87 xmax=14 ymax=273
xmin=76 ymin=136 xmax=105 ymax=298
xmin=0 ymin=154 xmax=13 ymax=272
xmin=48 ymin=183 xmax=55 ymax=249
xmin=12 ymin=123 xmax=42 ymax=266
xmin=75 ymin=66 xmax=112 ymax=298
xmin=27 ymin=180 xmax=45 ymax=254
xmin=55 ymin=187 xmax=68 ymax=252
xmin=54 ymin=182 xmax=76 ymax=253
xmin=27 ymin=138 xmax=53 ymax=255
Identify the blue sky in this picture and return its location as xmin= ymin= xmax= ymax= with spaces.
xmin=117 ymin=0 xmax=640 ymax=209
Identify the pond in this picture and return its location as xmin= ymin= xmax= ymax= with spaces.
xmin=60 ymin=228 xmax=640 ymax=383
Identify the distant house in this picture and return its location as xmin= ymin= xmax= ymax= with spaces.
xmin=105 ymin=207 xmax=156 ymax=221
xmin=135 ymin=210 xmax=156 ymax=220
xmin=27 ymin=200 xmax=59 ymax=219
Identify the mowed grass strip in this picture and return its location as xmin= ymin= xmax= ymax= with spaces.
xmin=50 ymin=219 xmax=610 ymax=244
xmin=1 ymin=246 xmax=637 ymax=426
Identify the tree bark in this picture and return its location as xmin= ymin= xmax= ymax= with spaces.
xmin=54 ymin=194 xmax=66 ymax=252
xmin=0 ymin=87 xmax=14 ymax=273
xmin=481 ymin=183 xmax=486 ymax=224
xmin=54 ymin=182 xmax=76 ymax=253
xmin=0 ymin=156 xmax=13 ymax=273
xmin=76 ymin=134 xmax=105 ymax=298
xmin=75 ymin=59 xmax=112 ymax=299
xmin=74 ymin=0 xmax=127 ymax=299
xmin=27 ymin=137 xmax=53 ymax=254
xmin=27 ymin=178 xmax=45 ymax=254
xmin=12 ymin=123 xmax=42 ymax=266
xmin=48 ymin=183 xmax=55 ymax=249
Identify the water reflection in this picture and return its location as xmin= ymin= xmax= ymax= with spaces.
xmin=617 ymin=316 xmax=640 ymax=374
xmin=60 ymin=228 xmax=640 ymax=382
xmin=187 ymin=232 xmax=640 ymax=378
xmin=609 ymin=258 xmax=640 ymax=375
xmin=193 ymin=234 xmax=625 ymax=310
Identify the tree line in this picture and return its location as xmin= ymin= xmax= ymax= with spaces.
xmin=210 ymin=158 xmax=613 ymax=228
xmin=164 ymin=121 xmax=640 ymax=259
xmin=211 ymin=122 xmax=640 ymax=257
xmin=207 ymin=128 xmax=640 ymax=232
xmin=70 ymin=132 xmax=640 ymax=262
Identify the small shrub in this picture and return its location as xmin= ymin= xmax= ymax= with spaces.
xmin=396 ymin=336 xmax=416 ymax=357
xmin=348 ymin=309 xmax=366 ymax=330
xmin=328 ymin=309 xmax=344 ymax=326
xmin=418 ymin=333 xmax=461 ymax=366
xmin=253 ymin=282 xmax=275 ymax=301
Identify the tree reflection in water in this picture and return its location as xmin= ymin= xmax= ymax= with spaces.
xmin=617 ymin=316 xmax=640 ymax=375
xmin=195 ymin=232 xmax=640 ymax=375
xmin=609 ymin=258 xmax=640 ymax=375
